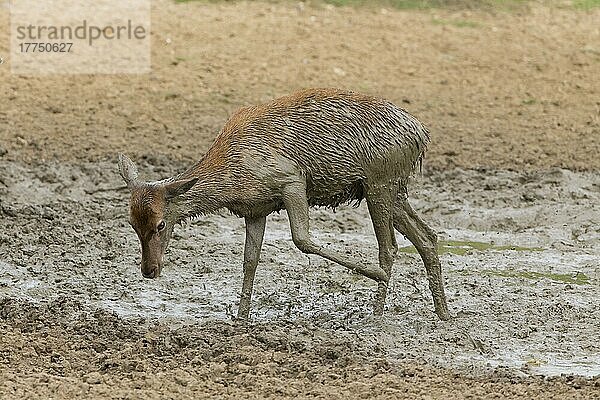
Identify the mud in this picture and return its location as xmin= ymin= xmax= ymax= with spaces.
xmin=1 ymin=159 xmax=599 ymax=398
xmin=2 ymin=0 xmax=600 ymax=397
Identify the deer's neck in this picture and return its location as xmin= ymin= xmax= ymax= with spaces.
xmin=172 ymin=159 xmax=234 ymax=222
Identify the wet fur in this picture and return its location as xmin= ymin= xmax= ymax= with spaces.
xmin=120 ymin=88 xmax=449 ymax=320
xmin=173 ymin=88 xmax=429 ymax=221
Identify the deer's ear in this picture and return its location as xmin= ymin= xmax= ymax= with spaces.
xmin=118 ymin=153 xmax=139 ymax=189
xmin=165 ymin=178 xmax=198 ymax=200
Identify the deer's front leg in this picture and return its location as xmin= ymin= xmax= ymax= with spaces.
xmin=237 ymin=215 xmax=266 ymax=320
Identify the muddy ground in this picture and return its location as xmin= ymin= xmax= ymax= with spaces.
xmin=1 ymin=0 xmax=600 ymax=398
xmin=1 ymin=161 xmax=599 ymax=398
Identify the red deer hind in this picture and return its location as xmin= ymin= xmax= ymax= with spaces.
xmin=119 ymin=88 xmax=450 ymax=321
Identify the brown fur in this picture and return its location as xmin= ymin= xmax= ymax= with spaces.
xmin=129 ymin=187 xmax=165 ymax=238
xmin=173 ymin=88 xmax=429 ymax=219
xmin=118 ymin=88 xmax=450 ymax=320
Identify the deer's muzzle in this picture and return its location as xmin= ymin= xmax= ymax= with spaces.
xmin=141 ymin=263 xmax=161 ymax=279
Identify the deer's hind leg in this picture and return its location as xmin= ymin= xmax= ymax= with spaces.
xmin=364 ymin=181 xmax=396 ymax=315
xmin=393 ymin=193 xmax=450 ymax=320
xmin=390 ymin=220 xmax=398 ymax=256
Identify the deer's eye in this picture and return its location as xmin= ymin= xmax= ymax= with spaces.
xmin=157 ymin=220 xmax=166 ymax=233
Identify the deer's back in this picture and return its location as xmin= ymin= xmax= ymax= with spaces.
xmin=206 ymin=88 xmax=429 ymax=208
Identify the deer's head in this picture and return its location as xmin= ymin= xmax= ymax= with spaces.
xmin=118 ymin=154 xmax=197 ymax=278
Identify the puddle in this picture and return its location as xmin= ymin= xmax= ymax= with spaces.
xmin=530 ymin=355 xmax=600 ymax=377
xmin=398 ymin=240 xmax=544 ymax=255
xmin=451 ymin=352 xmax=600 ymax=378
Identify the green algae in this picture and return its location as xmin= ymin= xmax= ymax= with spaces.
xmin=484 ymin=270 xmax=590 ymax=285
xmin=453 ymin=269 xmax=590 ymax=285
xmin=397 ymin=240 xmax=544 ymax=256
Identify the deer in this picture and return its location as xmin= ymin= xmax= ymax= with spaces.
xmin=118 ymin=88 xmax=450 ymax=321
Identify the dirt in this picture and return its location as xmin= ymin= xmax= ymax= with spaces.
xmin=1 ymin=0 xmax=599 ymax=170
xmin=1 ymin=0 xmax=600 ymax=398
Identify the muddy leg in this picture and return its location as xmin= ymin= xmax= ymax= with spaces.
xmin=365 ymin=183 xmax=395 ymax=315
xmin=237 ymin=215 xmax=266 ymax=320
xmin=282 ymin=181 xmax=388 ymax=282
xmin=389 ymin=185 xmax=399 ymax=257
xmin=389 ymin=218 xmax=398 ymax=256
xmin=393 ymin=197 xmax=450 ymax=321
